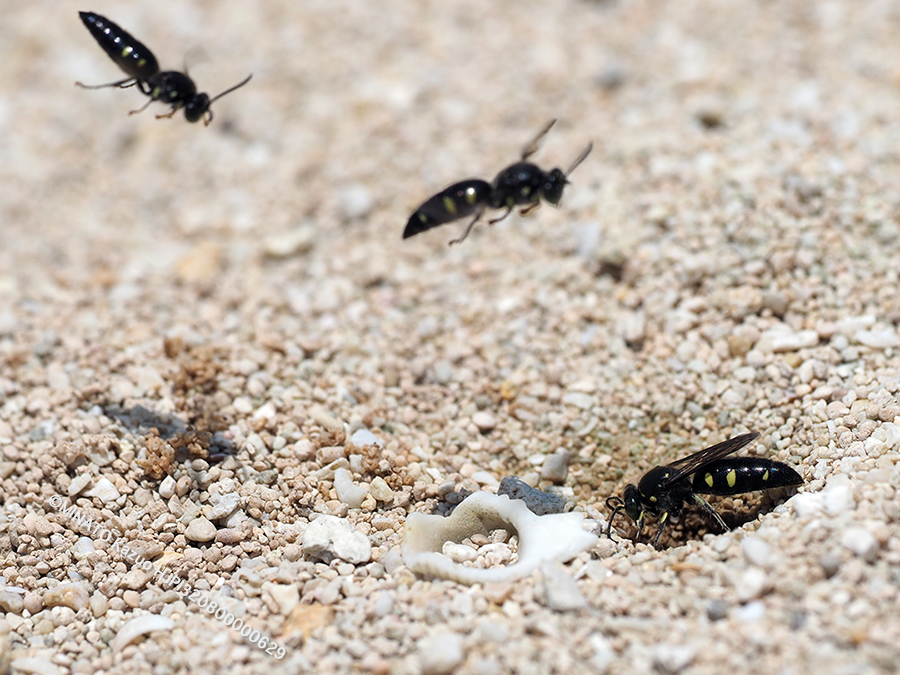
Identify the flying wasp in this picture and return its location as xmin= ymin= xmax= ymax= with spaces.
xmin=76 ymin=11 xmax=252 ymax=125
xmin=403 ymin=120 xmax=592 ymax=245
xmin=605 ymin=432 xmax=804 ymax=548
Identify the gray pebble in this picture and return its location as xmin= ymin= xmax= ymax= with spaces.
xmin=706 ymin=599 xmax=728 ymax=621
xmin=818 ymin=550 xmax=842 ymax=577
xmin=498 ymin=476 xmax=565 ymax=515
xmin=540 ymin=452 xmax=570 ymax=484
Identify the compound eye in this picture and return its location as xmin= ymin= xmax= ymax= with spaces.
xmin=623 ymin=486 xmax=642 ymax=522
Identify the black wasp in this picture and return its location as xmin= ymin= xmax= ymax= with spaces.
xmin=606 ymin=432 xmax=804 ymax=548
xmin=403 ymin=120 xmax=592 ymax=245
xmin=76 ymin=12 xmax=252 ymax=125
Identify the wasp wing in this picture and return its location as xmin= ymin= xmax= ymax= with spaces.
xmin=659 ymin=432 xmax=761 ymax=487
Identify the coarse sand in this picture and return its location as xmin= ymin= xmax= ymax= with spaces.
xmin=1 ymin=1 xmax=900 ymax=674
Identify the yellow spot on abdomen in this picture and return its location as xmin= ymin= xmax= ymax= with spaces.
xmin=137 ymin=58 xmax=147 ymax=68
xmin=121 ymin=46 xmax=133 ymax=58
xmin=762 ymin=469 xmax=769 ymax=481
xmin=464 ymin=187 xmax=478 ymax=205
xmin=442 ymin=196 xmax=458 ymax=215
xmin=726 ymin=469 xmax=737 ymax=488
xmin=704 ymin=473 xmax=714 ymax=488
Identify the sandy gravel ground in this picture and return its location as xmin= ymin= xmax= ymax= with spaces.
xmin=1 ymin=1 xmax=900 ymax=674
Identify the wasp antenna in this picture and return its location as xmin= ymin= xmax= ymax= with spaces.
xmin=208 ymin=73 xmax=253 ymax=104
xmin=566 ymin=142 xmax=593 ymax=176
xmin=521 ymin=119 xmax=557 ymax=160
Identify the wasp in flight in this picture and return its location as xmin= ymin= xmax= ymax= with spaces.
xmin=403 ymin=120 xmax=592 ymax=245
xmin=606 ymin=432 xmax=804 ymax=548
xmin=76 ymin=12 xmax=252 ymax=125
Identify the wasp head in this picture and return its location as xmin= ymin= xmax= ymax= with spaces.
xmin=541 ymin=168 xmax=568 ymax=206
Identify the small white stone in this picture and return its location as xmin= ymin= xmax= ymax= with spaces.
xmin=443 ymin=542 xmax=478 ymax=563
xmin=652 ymin=643 xmax=696 ymax=674
xmin=348 ymin=428 xmax=383 ymax=449
xmin=43 ymin=582 xmax=89 ymax=611
xmin=337 ymin=183 xmax=374 ymax=220
xmin=471 ymin=471 xmax=499 ymax=487
xmin=735 ymin=600 xmax=766 ymax=622
xmin=84 ymin=476 xmax=120 ymax=503
xmin=472 ymin=412 xmax=498 ymax=432
xmin=67 ymin=474 xmax=92 ymax=497
xmin=23 ymin=513 xmax=53 ymax=537
xmin=253 ymin=402 xmax=277 ymax=421
xmin=540 ymin=562 xmax=587 ymax=611
xmin=563 ymin=392 xmax=594 ymax=409
xmin=207 ymin=492 xmax=241 ymax=520
xmin=790 ymin=492 xmax=823 ymax=518
xmin=854 ymin=328 xmax=900 ymax=349
xmin=262 ymin=581 xmax=299 ymax=615
xmin=334 ymin=468 xmax=367 ymax=509
xmin=263 ymin=224 xmax=315 ymax=258
xmin=741 ymin=536 xmax=773 ymax=568
xmin=71 ymin=537 xmax=96 ymax=561
xmin=0 ymin=589 xmax=24 ymax=614
xmin=835 ymin=314 xmax=876 ymax=335
xmin=756 ymin=326 xmax=819 ymax=353
xmin=121 ymin=568 xmax=152 ymax=591
xmin=184 ymin=517 xmax=217 ymax=542
xmin=158 ymin=475 xmax=176 ymax=499
xmin=417 ymin=631 xmax=464 ymax=675
xmin=823 ymin=484 xmax=855 ymax=516
xmin=302 ymin=515 xmax=371 ymax=564
xmin=734 ymin=568 xmax=768 ymax=602
xmin=840 ymin=527 xmax=879 ymax=562
xmin=373 ymin=591 xmax=394 ymax=617
xmin=111 ymin=615 xmax=175 ymax=652
xmin=369 ymin=477 xmax=394 ymax=502
xmin=10 ymin=658 xmax=64 ymax=675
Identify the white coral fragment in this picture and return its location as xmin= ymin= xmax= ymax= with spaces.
xmin=401 ymin=492 xmax=599 ymax=585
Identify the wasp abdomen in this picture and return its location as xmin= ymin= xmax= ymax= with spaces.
xmin=404 ymin=180 xmax=491 ymax=239
xmin=79 ymin=12 xmax=159 ymax=80
xmin=692 ymin=458 xmax=803 ymax=496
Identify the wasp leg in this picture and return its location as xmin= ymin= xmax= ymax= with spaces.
xmin=448 ymin=209 xmax=485 ymax=246
xmin=605 ymin=497 xmax=624 ymax=540
xmin=650 ymin=511 xmax=669 ymax=548
xmin=128 ymin=99 xmax=155 ymax=116
xmin=75 ymin=77 xmax=137 ymax=90
xmin=155 ymin=108 xmax=180 ymax=120
xmin=691 ymin=494 xmax=729 ymax=533
xmin=519 ymin=202 xmax=541 ymax=217
xmin=488 ymin=208 xmax=513 ymax=225
xmin=632 ymin=510 xmax=647 ymax=544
